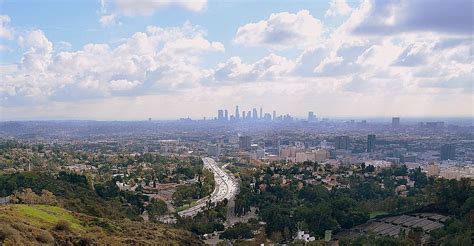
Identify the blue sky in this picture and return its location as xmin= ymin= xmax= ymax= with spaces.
xmin=1 ymin=0 xmax=347 ymax=63
xmin=0 ymin=0 xmax=472 ymax=120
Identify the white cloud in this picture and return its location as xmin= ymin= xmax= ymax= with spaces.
xmin=99 ymin=14 xmax=118 ymax=27
xmin=2 ymin=1 xmax=473 ymax=118
xmin=211 ymin=54 xmax=295 ymax=83
xmin=18 ymin=30 xmax=53 ymax=72
xmin=109 ymin=79 xmax=142 ymax=91
xmin=234 ymin=10 xmax=324 ymax=49
xmin=0 ymin=15 xmax=13 ymax=39
xmin=98 ymin=0 xmax=207 ymax=27
xmin=325 ymin=0 xmax=352 ymax=17
xmin=113 ymin=0 xmax=207 ymax=16
xmin=1 ymin=23 xmax=224 ymax=104
xmin=55 ymin=41 xmax=72 ymax=51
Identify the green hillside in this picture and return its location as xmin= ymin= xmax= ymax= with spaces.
xmin=0 ymin=204 xmax=202 ymax=245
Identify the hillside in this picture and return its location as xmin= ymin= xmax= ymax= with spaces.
xmin=0 ymin=204 xmax=202 ymax=245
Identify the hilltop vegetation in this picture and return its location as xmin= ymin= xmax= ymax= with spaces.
xmin=232 ymin=161 xmax=473 ymax=244
xmin=0 ymin=171 xmax=146 ymax=219
xmin=0 ymin=171 xmax=203 ymax=245
xmin=0 ymin=204 xmax=201 ymax=245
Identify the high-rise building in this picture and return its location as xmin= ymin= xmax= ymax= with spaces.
xmin=239 ymin=136 xmax=252 ymax=150
xmin=440 ymin=144 xmax=455 ymax=160
xmin=308 ymin=111 xmax=317 ymax=122
xmin=247 ymin=111 xmax=251 ymax=119
xmin=367 ymin=134 xmax=376 ymax=152
xmin=273 ymin=110 xmax=276 ymax=120
xmin=260 ymin=107 xmax=263 ymax=119
xmin=335 ymin=136 xmax=350 ymax=150
xmin=217 ymin=110 xmax=224 ymax=121
xmin=252 ymin=108 xmax=258 ymax=120
xmin=242 ymin=110 xmax=246 ymax=120
xmin=235 ymin=105 xmax=240 ymax=120
xmin=392 ymin=117 xmax=400 ymax=127
xmin=224 ymin=109 xmax=228 ymax=121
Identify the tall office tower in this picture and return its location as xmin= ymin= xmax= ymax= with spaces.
xmin=367 ymin=134 xmax=376 ymax=152
xmin=247 ymin=111 xmax=251 ymax=119
xmin=235 ymin=105 xmax=240 ymax=120
xmin=392 ymin=117 xmax=400 ymax=127
xmin=308 ymin=111 xmax=317 ymax=122
xmin=224 ymin=109 xmax=228 ymax=121
xmin=217 ymin=109 xmax=224 ymax=121
xmin=252 ymin=108 xmax=258 ymax=120
xmin=335 ymin=136 xmax=350 ymax=150
xmin=440 ymin=144 xmax=455 ymax=160
xmin=260 ymin=107 xmax=263 ymax=119
xmin=273 ymin=110 xmax=276 ymax=120
xmin=239 ymin=136 xmax=252 ymax=150
xmin=242 ymin=110 xmax=246 ymax=120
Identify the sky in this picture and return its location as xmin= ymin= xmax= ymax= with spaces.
xmin=0 ymin=0 xmax=472 ymax=120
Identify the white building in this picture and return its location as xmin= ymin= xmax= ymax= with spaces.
xmin=295 ymin=230 xmax=315 ymax=242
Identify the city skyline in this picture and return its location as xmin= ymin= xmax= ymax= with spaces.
xmin=1 ymin=0 xmax=473 ymax=120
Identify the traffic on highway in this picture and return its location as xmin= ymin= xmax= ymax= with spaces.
xmin=178 ymin=157 xmax=238 ymax=218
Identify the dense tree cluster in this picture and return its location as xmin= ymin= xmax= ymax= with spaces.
xmin=0 ymin=172 xmax=148 ymax=220
xmin=10 ymin=188 xmax=57 ymax=205
xmin=233 ymin=162 xmax=473 ymax=244
xmin=221 ymin=223 xmax=253 ymax=240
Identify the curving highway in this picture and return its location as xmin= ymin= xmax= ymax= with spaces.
xmin=178 ymin=157 xmax=238 ymax=218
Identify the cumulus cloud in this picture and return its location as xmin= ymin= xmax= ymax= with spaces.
xmin=211 ymin=54 xmax=295 ymax=83
xmin=2 ymin=0 xmax=473 ymax=118
xmin=1 ymin=23 xmax=224 ymax=105
xmin=325 ymin=0 xmax=352 ymax=17
xmin=353 ymin=0 xmax=474 ymax=35
xmin=234 ymin=10 xmax=324 ymax=49
xmin=0 ymin=15 xmax=13 ymax=39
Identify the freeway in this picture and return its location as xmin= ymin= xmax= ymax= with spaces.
xmin=178 ymin=157 xmax=238 ymax=218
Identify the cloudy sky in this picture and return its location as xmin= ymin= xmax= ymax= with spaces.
xmin=0 ymin=0 xmax=472 ymax=120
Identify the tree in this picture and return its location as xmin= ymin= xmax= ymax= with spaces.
xmin=221 ymin=223 xmax=253 ymax=240
xmin=13 ymin=188 xmax=39 ymax=204
xmin=94 ymin=180 xmax=120 ymax=199
xmin=147 ymin=199 xmax=168 ymax=219
xmin=366 ymin=164 xmax=375 ymax=173
xmin=39 ymin=189 xmax=57 ymax=205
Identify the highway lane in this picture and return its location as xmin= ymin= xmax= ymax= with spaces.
xmin=178 ymin=157 xmax=238 ymax=218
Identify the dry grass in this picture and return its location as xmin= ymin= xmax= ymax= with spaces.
xmin=0 ymin=204 xmax=202 ymax=245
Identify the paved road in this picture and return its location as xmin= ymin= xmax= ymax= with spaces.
xmin=178 ymin=157 xmax=238 ymax=218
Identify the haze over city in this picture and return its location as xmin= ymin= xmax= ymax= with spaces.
xmin=1 ymin=0 xmax=472 ymax=120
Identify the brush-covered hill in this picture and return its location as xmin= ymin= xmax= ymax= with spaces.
xmin=0 ymin=204 xmax=202 ymax=245
xmin=0 ymin=172 xmax=203 ymax=245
